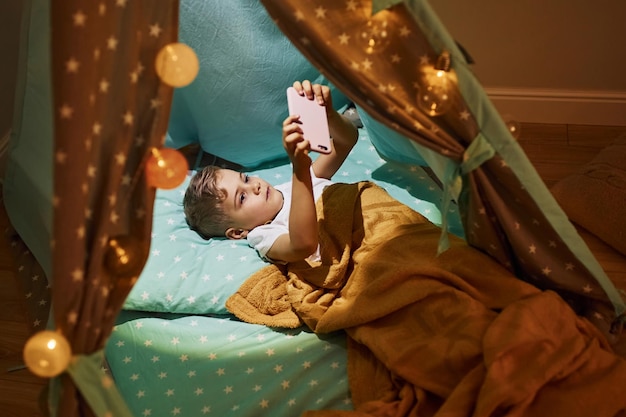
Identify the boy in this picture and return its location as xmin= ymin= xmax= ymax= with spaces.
xmin=183 ymin=80 xmax=358 ymax=263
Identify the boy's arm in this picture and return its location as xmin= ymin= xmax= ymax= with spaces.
xmin=264 ymin=81 xmax=358 ymax=263
xmin=265 ymin=165 xmax=318 ymax=263
xmin=312 ymin=110 xmax=358 ymax=180
xmin=265 ymin=115 xmax=319 ymax=263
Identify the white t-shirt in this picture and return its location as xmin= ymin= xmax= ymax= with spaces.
xmin=247 ymin=170 xmax=333 ymax=263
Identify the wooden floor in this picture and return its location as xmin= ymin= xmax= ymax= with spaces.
xmin=515 ymin=123 xmax=626 ymax=188
xmin=0 ymin=122 xmax=625 ymax=416
xmin=0 ymin=199 xmax=47 ymax=417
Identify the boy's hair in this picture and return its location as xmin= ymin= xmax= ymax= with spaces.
xmin=183 ymin=166 xmax=230 ymax=238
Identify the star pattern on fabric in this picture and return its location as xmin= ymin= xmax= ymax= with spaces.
xmin=108 ymin=315 xmax=352 ymax=416
xmin=50 ymin=1 xmax=178 ymax=414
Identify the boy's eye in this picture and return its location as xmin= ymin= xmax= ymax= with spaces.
xmin=239 ymin=174 xmax=249 ymax=204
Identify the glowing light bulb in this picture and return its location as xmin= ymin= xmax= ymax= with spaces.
xmin=416 ymin=51 xmax=455 ymax=117
xmin=359 ymin=13 xmax=391 ymax=54
xmin=417 ymin=68 xmax=454 ymax=117
xmin=155 ymin=43 xmax=199 ymax=88
xmin=145 ymin=147 xmax=188 ymax=189
xmin=104 ymin=235 xmax=146 ymax=280
xmin=502 ymin=115 xmax=522 ymax=139
xmin=23 ymin=330 xmax=72 ymax=378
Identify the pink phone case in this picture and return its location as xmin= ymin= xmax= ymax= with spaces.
xmin=286 ymin=87 xmax=332 ymax=154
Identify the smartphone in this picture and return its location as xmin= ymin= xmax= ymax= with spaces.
xmin=286 ymin=86 xmax=332 ymax=154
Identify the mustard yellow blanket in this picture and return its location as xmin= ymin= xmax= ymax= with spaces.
xmin=226 ymin=182 xmax=626 ymax=417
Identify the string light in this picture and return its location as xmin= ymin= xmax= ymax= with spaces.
xmin=155 ymin=43 xmax=199 ymax=88
xmin=23 ymin=330 xmax=72 ymax=378
xmin=145 ymin=147 xmax=188 ymax=190
xmin=104 ymin=235 xmax=146 ymax=280
xmin=360 ymin=11 xmax=392 ymax=54
xmin=416 ymin=51 xmax=455 ymax=117
xmin=502 ymin=114 xmax=522 ymax=139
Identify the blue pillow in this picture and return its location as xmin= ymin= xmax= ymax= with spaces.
xmin=122 ymin=169 xmax=276 ymax=314
xmin=165 ymin=0 xmax=350 ymax=168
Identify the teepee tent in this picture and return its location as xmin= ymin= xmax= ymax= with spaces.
xmin=3 ymin=0 xmax=624 ymax=415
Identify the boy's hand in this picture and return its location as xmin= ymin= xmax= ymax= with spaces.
xmin=282 ymin=114 xmax=312 ymax=170
xmin=292 ymin=80 xmax=333 ymax=112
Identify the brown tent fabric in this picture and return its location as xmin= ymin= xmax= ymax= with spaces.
xmin=49 ymin=1 xmax=179 ymax=415
xmin=258 ymin=0 xmax=625 ymax=329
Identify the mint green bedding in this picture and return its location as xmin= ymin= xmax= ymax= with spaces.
xmin=107 ymin=313 xmax=351 ymax=416
xmin=108 ymin=126 xmax=463 ymax=416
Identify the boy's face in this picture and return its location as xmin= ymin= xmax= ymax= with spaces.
xmin=217 ymin=169 xmax=284 ymax=238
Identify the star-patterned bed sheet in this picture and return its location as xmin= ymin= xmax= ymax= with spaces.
xmin=107 ymin=126 xmax=464 ymax=416
xmin=107 ymin=312 xmax=351 ymax=416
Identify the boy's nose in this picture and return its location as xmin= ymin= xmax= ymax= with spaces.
xmin=252 ymin=180 xmax=261 ymax=194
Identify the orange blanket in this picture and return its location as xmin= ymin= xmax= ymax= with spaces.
xmin=226 ymin=182 xmax=626 ymax=417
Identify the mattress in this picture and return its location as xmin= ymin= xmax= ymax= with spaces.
xmin=106 ymin=126 xmax=463 ymax=416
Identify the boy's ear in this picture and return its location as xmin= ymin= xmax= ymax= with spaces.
xmin=225 ymin=227 xmax=248 ymax=240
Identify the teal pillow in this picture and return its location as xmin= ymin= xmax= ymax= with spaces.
xmin=165 ymin=0 xmax=350 ymax=168
xmin=122 ymin=170 xmax=275 ymax=314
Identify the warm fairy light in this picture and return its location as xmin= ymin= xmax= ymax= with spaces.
xmin=502 ymin=115 xmax=522 ymax=139
xmin=23 ymin=330 xmax=72 ymax=378
xmin=360 ymin=12 xmax=391 ymax=54
xmin=145 ymin=147 xmax=188 ymax=189
xmin=416 ymin=51 xmax=455 ymax=117
xmin=507 ymin=121 xmax=521 ymax=139
xmin=155 ymin=43 xmax=199 ymax=88
xmin=416 ymin=68 xmax=453 ymax=116
xmin=104 ymin=235 xmax=146 ymax=279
